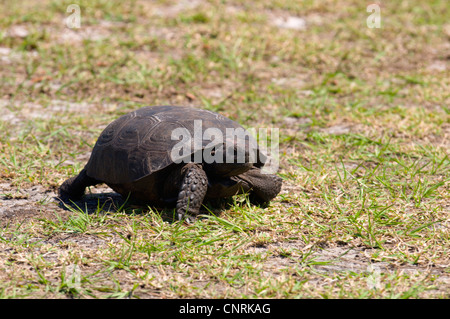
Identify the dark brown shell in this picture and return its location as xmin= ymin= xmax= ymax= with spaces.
xmin=85 ymin=106 xmax=264 ymax=185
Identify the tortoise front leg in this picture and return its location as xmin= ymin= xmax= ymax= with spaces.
xmin=176 ymin=163 xmax=208 ymax=222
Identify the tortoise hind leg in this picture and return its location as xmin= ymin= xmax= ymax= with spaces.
xmin=59 ymin=168 xmax=100 ymax=201
xmin=176 ymin=163 xmax=208 ymax=222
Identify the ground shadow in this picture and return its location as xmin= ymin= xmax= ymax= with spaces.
xmin=55 ymin=191 xmax=175 ymax=222
xmin=55 ymin=191 xmax=233 ymax=223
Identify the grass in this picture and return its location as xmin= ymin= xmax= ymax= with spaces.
xmin=0 ymin=0 xmax=449 ymax=298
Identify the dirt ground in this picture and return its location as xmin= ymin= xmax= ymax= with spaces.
xmin=0 ymin=0 xmax=449 ymax=298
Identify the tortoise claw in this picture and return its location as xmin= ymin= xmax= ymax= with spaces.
xmin=177 ymin=212 xmax=195 ymax=224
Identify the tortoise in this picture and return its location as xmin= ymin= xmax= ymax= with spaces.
xmin=59 ymin=105 xmax=282 ymax=221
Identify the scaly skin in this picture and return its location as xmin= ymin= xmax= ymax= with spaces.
xmin=176 ymin=163 xmax=208 ymax=222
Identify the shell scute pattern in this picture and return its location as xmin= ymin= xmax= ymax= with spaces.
xmin=95 ymin=112 xmax=136 ymax=147
xmin=86 ymin=106 xmax=260 ymax=185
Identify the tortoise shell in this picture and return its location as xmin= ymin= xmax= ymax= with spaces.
xmin=85 ymin=106 xmax=265 ymax=186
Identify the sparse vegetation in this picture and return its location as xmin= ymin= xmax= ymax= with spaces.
xmin=0 ymin=0 xmax=448 ymax=298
